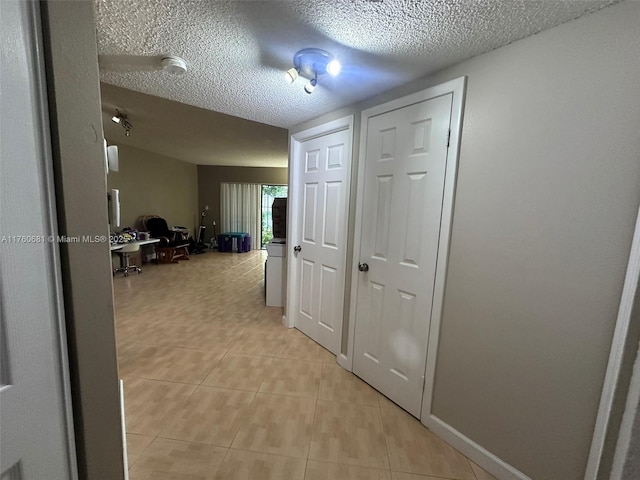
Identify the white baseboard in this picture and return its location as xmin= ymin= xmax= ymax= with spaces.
xmin=337 ymin=353 xmax=351 ymax=371
xmin=425 ymin=415 xmax=531 ymax=480
xmin=120 ymin=379 xmax=129 ymax=480
xmin=281 ymin=314 xmax=293 ymax=328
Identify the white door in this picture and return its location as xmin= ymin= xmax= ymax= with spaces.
xmin=353 ymin=94 xmax=453 ymax=417
xmin=290 ymin=124 xmax=352 ymax=355
xmin=1 ymin=1 xmax=77 ymax=478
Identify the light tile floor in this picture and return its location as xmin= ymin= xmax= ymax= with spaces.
xmin=114 ymin=250 xmax=496 ymax=480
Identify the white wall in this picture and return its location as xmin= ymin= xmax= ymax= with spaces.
xmin=427 ymin=2 xmax=640 ymax=478
xmin=290 ymin=1 xmax=640 ymax=478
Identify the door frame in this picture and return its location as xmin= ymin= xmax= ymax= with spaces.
xmin=2 ymin=1 xmax=78 ymax=476
xmin=344 ymin=77 xmax=467 ymax=416
xmin=285 ymin=115 xmax=354 ymax=329
xmin=585 ymin=203 xmax=640 ymax=479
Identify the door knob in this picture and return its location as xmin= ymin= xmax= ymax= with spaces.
xmin=358 ymin=263 xmax=369 ymax=272
xmin=293 ymin=245 xmax=302 ymax=253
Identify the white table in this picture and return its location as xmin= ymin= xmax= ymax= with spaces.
xmin=110 ymin=238 xmax=160 ymax=251
xmin=111 ymin=238 xmax=160 ymax=273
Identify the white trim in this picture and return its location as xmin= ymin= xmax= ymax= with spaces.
xmin=610 ymin=343 xmax=640 ymax=479
xmin=585 ymin=204 xmax=640 ymax=479
xmin=31 ymin=2 xmax=78 ymax=477
xmin=343 ymin=100 xmax=371 ymax=373
xmin=286 ymin=115 xmax=355 ymax=333
xmin=426 ymin=415 xmax=531 ymax=480
xmin=421 ymin=76 xmax=467 ymax=418
xmin=337 ymin=353 xmax=349 ymax=370
xmin=120 ymin=379 xmax=129 ymax=479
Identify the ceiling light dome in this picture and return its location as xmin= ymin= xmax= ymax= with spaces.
xmin=284 ymin=48 xmax=341 ymax=94
xmin=161 ymin=56 xmax=188 ymax=74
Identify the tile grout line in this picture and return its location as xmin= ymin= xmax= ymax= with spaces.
xmin=379 ymin=404 xmax=395 ymax=474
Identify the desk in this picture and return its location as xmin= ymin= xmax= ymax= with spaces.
xmin=110 ymin=238 xmax=160 ymax=251
xmin=111 ymin=239 xmax=160 ymax=274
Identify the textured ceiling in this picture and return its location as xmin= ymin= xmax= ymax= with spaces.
xmin=101 ymin=83 xmax=289 ymax=167
xmin=96 ymin=0 xmax=618 ymax=164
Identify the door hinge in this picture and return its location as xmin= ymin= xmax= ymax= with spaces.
xmin=447 ymin=129 xmax=451 ymax=148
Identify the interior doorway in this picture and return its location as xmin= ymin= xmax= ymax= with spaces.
xmin=261 ymin=184 xmax=288 ymax=248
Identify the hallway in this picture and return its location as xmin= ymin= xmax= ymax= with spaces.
xmin=114 ymin=250 xmax=495 ymax=480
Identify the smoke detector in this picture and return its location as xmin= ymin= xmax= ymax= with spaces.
xmin=161 ymin=56 xmax=188 ymax=75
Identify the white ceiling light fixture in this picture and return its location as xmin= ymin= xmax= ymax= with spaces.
xmin=161 ymin=55 xmax=188 ymax=75
xmin=111 ymin=110 xmax=133 ymax=137
xmin=285 ymin=67 xmax=299 ymax=84
xmin=285 ymin=48 xmax=341 ymax=94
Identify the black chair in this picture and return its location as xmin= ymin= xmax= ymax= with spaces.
xmin=146 ymin=217 xmax=185 ymax=246
xmin=146 ymin=216 xmax=190 ymax=263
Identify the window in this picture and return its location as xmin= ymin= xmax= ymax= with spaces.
xmin=261 ymin=185 xmax=288 ymax=248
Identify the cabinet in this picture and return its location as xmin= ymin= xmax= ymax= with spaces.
xmin=265 ymin=240 xmax=286 ymax=307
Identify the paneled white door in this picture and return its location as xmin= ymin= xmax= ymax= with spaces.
xmin=0 ymin=1 xmax=77 ymax=478
xmin=353 ymin=94 xmax=453 ymax=417
xmin=291 ymin=126 xmax=351 ymax=355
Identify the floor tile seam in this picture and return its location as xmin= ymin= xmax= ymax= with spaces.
xmin=154 ymin=432 xmax=236 ymax=450
xmin=274 ymin=355 xmax=332 ymax=364
xmin=309 ymin=391 xmax=320 ymax=458
xmin=254 ymin=388 xmax=320 ymax=401
xmin=136 ymin=436 xmax=230 ymax=478
xmin=118 ymin=340 xmax=232 ymax=354
xmin=227 ymin=349 xmax=279 ymax=358
xmin=118 ymin=341 xmax=234 ymax=351
xmin=116 ymin=320 xmax=246 ymax=330
xmin=121 ymin=374 xmax=201 ymax=387
xmin=226 ymin=390 xmax=261 ymax=449
xmin=379 ymin=403 xmax=394 ymax=473
xmin=213 ymin=352 xmax=276 ymax=365
xmin=305 ymin=450 xmax=390 ymax=471
xmin=389 ymin=468 xmax=467 ymax=480
xmin=305 ymin=457 xmax=394 ymax=472
xmin=303 ymin=457 xmax=310 ymax=480
xmin=227 ymin=444 xmax=310 ymax=461
xmin=273 ymin=353 xmax=326 ymax=364
xmin=197 ymin=356 xmax=227 ymax=386
xmin=466 ymin=457 xmax=481 ymax=480
xmin=315 ymin=395 xmax=381 ymax=408
xmin=229 ymin=447 xmax=308 ymax=464
xmin=213 ymin=446 xmax=234 ymax=478
xmin=196 ymin=383 xmax=261 ymax=396
xmin=125 ymin=432 xmax=157 ymax=470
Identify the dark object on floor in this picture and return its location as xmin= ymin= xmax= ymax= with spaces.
xmin=217 ymin=232 xmax=251 ymax=253
xmin=189 ymin=225 xmax=208 ymax=254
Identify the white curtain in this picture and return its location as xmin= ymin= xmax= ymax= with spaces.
xmin=220 ymin=183 xmax=261 ymax=249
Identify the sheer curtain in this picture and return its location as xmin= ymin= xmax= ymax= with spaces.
xmin=220 ymin=183 xmax=261 ymax=250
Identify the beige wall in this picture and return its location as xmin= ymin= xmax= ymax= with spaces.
xmin=198 ymin=165 xmax=288 ymax=235
xmin=42 ymin=1 xmax=125 ymax=478
xmin=107 ymin=145 xmax=198 ymax=234
xmin=427 ymin=3 xmax=639 ymax=478
xmin=291 ymin=2 xmax=640 ymax=479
